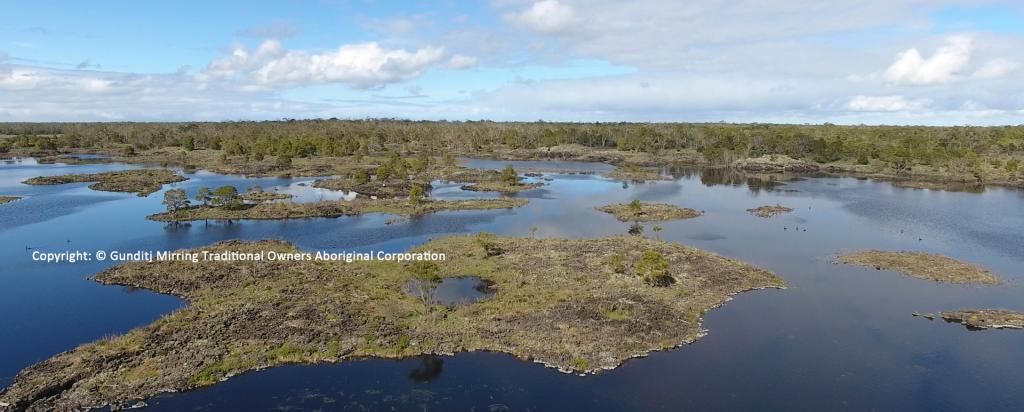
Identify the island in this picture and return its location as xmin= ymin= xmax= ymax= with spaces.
xmin=149 ymin=198 xmax=529 ymax=222
xmin=22 ymin=169 xmax=187 ymax=197
xmin=746 ymin=204 xmax=794 ymax=218
xmin=450 ymin=165 xmax=543 ymax=193
xmin=0 ymin=235 xmax=784 ymax=410
xmin=835 ymin=250 xmax=1002 ymax=285
xmin=0 ymin=196 xmax=21 ymax=205
xmin=239 ymin=189 xmax=292 ymax=202
xmin=596 ymin=200 xmax=702 ymax=222
xmin=938 ymin=309 xmax=1024 ymax=330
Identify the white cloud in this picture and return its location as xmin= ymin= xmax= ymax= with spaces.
xmin=883 ymin=35 xmax=972 ymax=85
xmin=973 ymin=58 xmax=1019 ymax=79
xmin=201 ymin=40 xmax=447 ymax=89
xmin=0 ymin=68 xmax=44 ymax=90
xmin=447 ymin=54 xmax=478 ymax=69
xmin=846 ymin=95 xmax=931 ymax=111
xmin=507 ymin=0 xmax=576 ymax=34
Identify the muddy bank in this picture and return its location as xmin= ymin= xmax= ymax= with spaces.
xmin=835 ymin=251 xmax=1002 ymax=285
xmin=596 ymin=202 xmax=702 ymax=222
xmin=746 ymin=205 xmax=794 ymax=218
xmin=148 ymin=198 xmax=529 ymax=222
xmin=22 ymin=169 xmax=187 ymax=197
xmin=0 ymin=235 xmax=783 ymax=410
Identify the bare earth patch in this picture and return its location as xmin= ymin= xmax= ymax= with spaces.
xmin=0 ymin=196 xmax=21 ymax=205
xmin=746 ymin=204 xmax=794 ymax=218
xmin=596 ymin=202 xmax=702 ymax=222
xmin=0 ymin=235 xmax=783 ymax=410
xmin=148 ymin=198 xmax=529 ymax=222
xmin=836 ymin=251 xmax=1002 ymax=285
xmin=936 ymin=310 xmax=1024 ymax=330
xmin=22 ymin=169 xmax=187 ymax=196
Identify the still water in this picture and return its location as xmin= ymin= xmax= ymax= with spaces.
xmin=1 ymin=157 xmax=1022 ymax=411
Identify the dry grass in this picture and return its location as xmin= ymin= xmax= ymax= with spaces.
xmin=596 ymin=202 xmax=702 ymax=222
xmin=0 ymin=235 xmax=783 ymax=410
xmin=836 ymin=250 xmax=1002 ymax=285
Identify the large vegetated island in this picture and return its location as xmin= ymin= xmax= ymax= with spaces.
xmin=21 ymin=169 xmax=186 ymax=196
xmin=149 ymin=198 xmax=529 ymax=222
xmin=3 ymin=121 xmax=1023 ymax=188
xmin=0 ymin=235 xmax=783 ymax=411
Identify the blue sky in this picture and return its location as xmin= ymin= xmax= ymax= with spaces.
xmin=1 ymin=0 xmax=1022 ymax=124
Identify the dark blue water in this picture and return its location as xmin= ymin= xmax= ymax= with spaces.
xmin=405 ymin=276 xmax=496 ymax=307
xmin=2 ymin=157 xmax=1022 ymax=411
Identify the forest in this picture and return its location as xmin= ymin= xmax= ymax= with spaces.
xmin=2 ymin=120 xmax=1023 ymax=179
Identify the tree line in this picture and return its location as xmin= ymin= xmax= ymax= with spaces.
xmin=2 ymin=120 xmax=1022 ymax=170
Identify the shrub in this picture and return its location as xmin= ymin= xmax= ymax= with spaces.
xmin=636 ymin=249 xmax=673 ymax=287
xmin=475 ymin=232 xmax=505 ymax=257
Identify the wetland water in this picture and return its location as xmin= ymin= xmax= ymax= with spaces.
xmin=1 ymin=157 xmax=1023 ymax=411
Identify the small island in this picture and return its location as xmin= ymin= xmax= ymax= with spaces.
xmin=313 ymin=177 xmax=429 ymax=198
xmin=746 ymin=204 xmax=793 ymax=218
xmin=835 ymin=250 xmax=1002 ymax=285
xmin=22 ymin=169 xmax=187 ymax=196
xmin=0 ymin=196 xmax=21 ymax=205
xmin=938 ymin=309 xmax=1024 ymax=330
xmin=455 ymin=165 xmax=543 ymax=193
xmin=597 ymin=200 xmax=702 ymax=222
xmin=239 ymin=187 xmax=293 ymax=202
xmin=0 ymin=235 xmax=783 ymax=410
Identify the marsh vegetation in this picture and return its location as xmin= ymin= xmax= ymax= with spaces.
xmin=597 ymin=200 xmax=702 ymax=222
xmin=746 ymin=204 xmax=794 ymax=218
xmin=836 ymin=251 xmax=1002 ymax=285
xmin=22 ymin=169 xmax=186 ymax=196
xmin=0 ymin=235 xmax=783 ymax=410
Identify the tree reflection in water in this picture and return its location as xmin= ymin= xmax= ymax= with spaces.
xmin=408 ymin=356 xmax=444 ymax=383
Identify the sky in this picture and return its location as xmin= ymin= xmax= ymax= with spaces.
xmin=1 ymin=0 xmax=1022 ymax=125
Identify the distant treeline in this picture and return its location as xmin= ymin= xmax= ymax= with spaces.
xmin=2 ymin=120 xmax=1023 ymax=167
